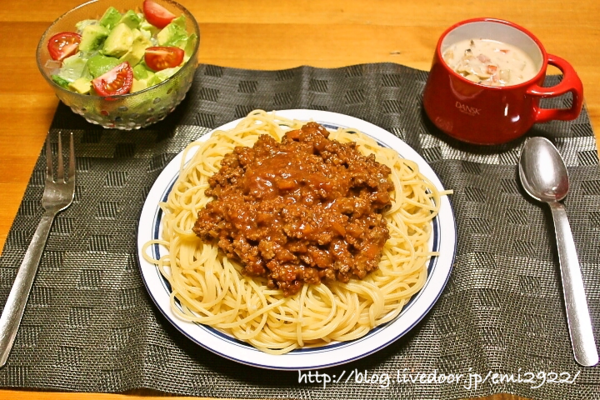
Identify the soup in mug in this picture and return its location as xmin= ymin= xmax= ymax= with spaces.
xmin=442 ymin=38 xmax=539 ymax=86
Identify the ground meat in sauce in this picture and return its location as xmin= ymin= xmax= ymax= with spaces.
xmin=193 ymin=122 xmax=394 ymax=296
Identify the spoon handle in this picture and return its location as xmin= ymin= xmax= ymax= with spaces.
xmin=549 ymin=201 xmax=599 ymax=366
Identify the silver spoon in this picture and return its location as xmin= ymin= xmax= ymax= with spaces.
xmin=519 ymin=136 xmax=598 ymax=367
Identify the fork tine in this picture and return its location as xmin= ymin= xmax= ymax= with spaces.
xmin=68 ymin=132 xmax=75 ymax=182
xmin=56 ymin=133 xmax=64 ymax=182
xmin=45 ymin=136 xmax=53 ymax=183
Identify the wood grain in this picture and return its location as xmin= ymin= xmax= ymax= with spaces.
xmin=0 ymin=0 xmax=598 ymax=399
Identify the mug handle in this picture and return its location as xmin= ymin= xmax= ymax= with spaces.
xmin=527 ymin=54 xmax=584 ymax=123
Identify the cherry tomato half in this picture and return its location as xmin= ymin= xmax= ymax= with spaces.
xmin=143 ymin=0 xmax=176 ymax=29
xmin=144 ymin=46 xmax=185 ymax=71
xmin=47 ymin=32 xmax=81 ymax=61
xmin=92 ymin=62 xmax=133 ymax=97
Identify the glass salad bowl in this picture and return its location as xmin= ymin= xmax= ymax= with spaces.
xmin=36 ymin=0 xmax=200 ymax=130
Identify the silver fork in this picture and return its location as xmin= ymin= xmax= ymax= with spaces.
xmin=0 ymin=132 xmax=75 ymax=368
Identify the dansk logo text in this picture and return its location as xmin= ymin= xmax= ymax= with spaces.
xmin=455 ymin=101 xmax=481 ymax=116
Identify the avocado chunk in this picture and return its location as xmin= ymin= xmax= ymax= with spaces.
xmin=79 ymin=24 xmax=110 ymax=52
xmin=86 ymin=54 xmax=121 ymax=78
xmin=119 ymin=10 xmax=143 ymax=30
xmin=154 ymin=66 xmax=181 ymax=82
xmin=103 ymin=23 xmax=135 ymax=58
xmin=119 ymin=29 xmax=152 ymax=67
xmin=131 ymin=64 xmax=157 ymax=92
xmin=156 ymin=15 xmax=188 ymax=47
xmin=51 ymin=74 xmax=70 ymax=89
xmin=133 ymin=63 xmax=152 ymax=80
xmin=99 ymin=7 xmax=122 ymax=30
xmin=131 ymin=79 xmax=147 ymax=93
xmin=68 ymin=77 xmax=92 ymax=94
xmin=131 ymin=73 xmax=157 ymax=93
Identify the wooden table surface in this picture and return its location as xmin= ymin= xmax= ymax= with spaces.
xmin=1 ymin=0 xmax=598 ymax=399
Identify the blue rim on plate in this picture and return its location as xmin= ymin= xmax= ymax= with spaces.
xmin=136 ymin=109 xmax=457 ymax=370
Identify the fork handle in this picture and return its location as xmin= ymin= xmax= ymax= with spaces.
xmin=0 ymin=211 xmax=56 ymax=368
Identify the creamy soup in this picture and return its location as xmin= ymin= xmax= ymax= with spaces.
xmin=442 ymin=38 xmax=539 ymax=86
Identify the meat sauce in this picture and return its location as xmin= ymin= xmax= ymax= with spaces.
xmin=193 ymin=122 xmax=394 ymax=296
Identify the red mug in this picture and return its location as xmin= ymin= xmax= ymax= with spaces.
xmin=422 ymin=18 xmax=583 ymax=145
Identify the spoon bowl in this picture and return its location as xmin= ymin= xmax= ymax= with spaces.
xmin=518 ymin=136 xmax=598 ymax=367
xmin=518 ymin=137 xmax=570 ymax=203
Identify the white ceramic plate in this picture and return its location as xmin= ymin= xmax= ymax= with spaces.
xmin=137 ymin=109 xmax=456 ymax=370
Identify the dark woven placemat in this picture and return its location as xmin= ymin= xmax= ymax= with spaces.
xmin=0 ymin=63 xmax=598 ymax=400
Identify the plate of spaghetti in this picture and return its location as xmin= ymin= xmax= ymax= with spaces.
xmin=137 ymin=109 xmax=456 ymax=370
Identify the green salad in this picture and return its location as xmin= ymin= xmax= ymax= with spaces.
xmin=46 ymin=0 xmax=197 ymax=96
